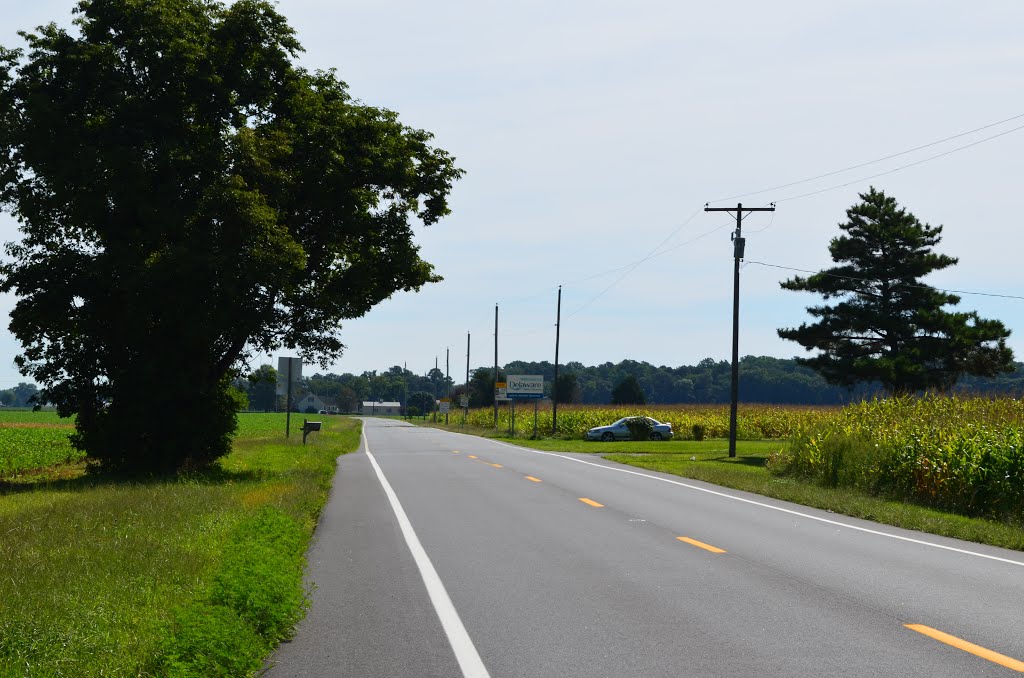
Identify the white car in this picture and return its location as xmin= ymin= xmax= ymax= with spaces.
xmin=585 ymin=417 xmax=674 ymax=441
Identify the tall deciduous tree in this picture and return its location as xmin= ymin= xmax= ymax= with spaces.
xmin=778 ymin=188 xmax=1013 ymax=394
xmin=0 ymin=0 xmax=462 ymax=472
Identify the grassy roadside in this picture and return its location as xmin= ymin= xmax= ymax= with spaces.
xmin=0 ymin=414 xmax=360 ymax=676
xmin=418 ymin=421 xmax=1024 ymax=552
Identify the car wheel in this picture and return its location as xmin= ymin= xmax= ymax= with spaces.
xmin=650 ymin=432 xmax=663 ymax=441
xmin=601 ymin=432 xmax=614 ymax=442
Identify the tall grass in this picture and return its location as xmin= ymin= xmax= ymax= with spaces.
xmin=767 ymin=396 xmax=1024 ymax=522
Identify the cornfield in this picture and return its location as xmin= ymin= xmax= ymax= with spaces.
xmin=450 ymin=403 xmax=836 ymax=440
xmin=767 ymin=396 xmax=1024 ymax=522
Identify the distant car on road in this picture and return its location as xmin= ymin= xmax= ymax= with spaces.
xmin=585 ymin=417 xmax=674 ymax=441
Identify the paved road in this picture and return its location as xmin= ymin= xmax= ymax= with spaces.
xmin=268 ymin=418 xmax=1024 ymax=677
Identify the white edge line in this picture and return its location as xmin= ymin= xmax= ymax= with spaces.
xmin=362 ymin=428 xmax=491 ymax=678
xmin=442 ymin=431 xmax=1024 ymax=569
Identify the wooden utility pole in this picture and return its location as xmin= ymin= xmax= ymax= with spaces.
xmin=703 ymin=202 xmax=775 ymax=457
xmin=494 ymin=304 xmax=499 ymax=428
xmin=465 ymin=332 xmax=470 ymax=423
xmin=552 ymin=285 xmax=562 ymax=434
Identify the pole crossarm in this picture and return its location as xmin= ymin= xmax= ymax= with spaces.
xmin=703 ymin=202 xmax=775 ymax=457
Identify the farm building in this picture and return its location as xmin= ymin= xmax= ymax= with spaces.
xmin=360 ymin=400 xmax=401 ymax=415
xmin=295 ymin=393 xmax=327 ymax=413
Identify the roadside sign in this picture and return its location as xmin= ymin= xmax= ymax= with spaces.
xmin=495 ymin=381 xmax=509 ymax=401
xmin=459 ymin=395 xmax=469 ymax=407
xmin=507 ymin=374 xmax=544 ymax=399
xmin=275 ymin=357 xmax=302 ymax=396
xmin=439 ymin=400 xmax=450 ymax=414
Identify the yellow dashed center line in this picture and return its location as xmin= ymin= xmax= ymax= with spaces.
xmin=452 ymin=450 xmax=460 ymax=454
xmin=487 ymin=463 xmax=503 ymax=468
xmin=906 ymin=624 xmax=1024 ymax=672
xmin=677 ymin=537 xmax=727 ymax=554
xmin=467 ymin=455 xmax=477 ymax=459
xmin=579 ymin=498 xmax=604 ymax=508
xmin=525 ymin=476 xmax=543 ymax=483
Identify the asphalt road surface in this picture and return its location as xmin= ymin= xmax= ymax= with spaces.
xmin=267 ymin=417 xmax=1024 ymax=677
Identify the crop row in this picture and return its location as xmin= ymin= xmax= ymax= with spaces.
xmin=0 ymin=426 xmax=81 ymax=475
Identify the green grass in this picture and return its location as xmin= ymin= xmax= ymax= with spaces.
xmin=430 ymin=422 xmax=1024 ymax=552
xmin=0 ymin=414 xmax=360 ymax=676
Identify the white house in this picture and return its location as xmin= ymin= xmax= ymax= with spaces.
xmin=296 ymin=393 xmax=327 ymax=413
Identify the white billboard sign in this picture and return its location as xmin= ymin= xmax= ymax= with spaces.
xmin=507 ymin=374 xmax=544 ymax=399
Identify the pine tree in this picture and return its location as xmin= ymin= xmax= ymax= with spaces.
xmin=778 ymin=188 xmax=1013 ymax=394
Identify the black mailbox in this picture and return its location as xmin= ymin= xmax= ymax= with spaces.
xmin=302 ymin=419 xmax=322 ymax=444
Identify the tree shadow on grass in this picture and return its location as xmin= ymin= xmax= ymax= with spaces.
xmin=0 ymin=463 xmax=264 ymax=496
xmin=710 ymin=455 xmax=766 ymax=468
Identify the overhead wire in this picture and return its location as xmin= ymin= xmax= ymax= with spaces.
xmin=746 ymin=260 xmax=1024 ymax=301
xmin=775 ymin=122 xmax=1024 ymax=203
xmin=565 ymin=211 xmax=735 ymax=318
xmin=709 ymin=111 xmax=1024 ymax=204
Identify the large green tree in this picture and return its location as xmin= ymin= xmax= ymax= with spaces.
xmin=610 ymin=374 xmax=645 ymax=405
xmin=0 ymin=0 xmax=462 ymax=472
xmin=778 ymin=188 xmax=1013 ymax=394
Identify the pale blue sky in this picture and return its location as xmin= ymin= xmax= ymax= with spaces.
xmin=1 ymin=1 xmax=1023 ymax=386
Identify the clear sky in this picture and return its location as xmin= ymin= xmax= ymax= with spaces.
xmin=1 ymin=1 xmax=1023 ymax=387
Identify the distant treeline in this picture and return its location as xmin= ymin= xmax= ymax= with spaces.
xmin=247 ymin=356 xmax=1024 ymax=410
xmin=0 ymin=382 xmax=39 ymax=408
xmin=506 ymin=356 xmax=1024 ymax=405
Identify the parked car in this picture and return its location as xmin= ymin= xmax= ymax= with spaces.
xmin=585 ymin=417 xmax=673 ymax=441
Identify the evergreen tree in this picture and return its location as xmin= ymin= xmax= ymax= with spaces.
xmin=610 ymin=375 xmax=646 ymax=405
xmin=778 ymin=188 xmax=1013 ymax=393
xmin=554 ymin=373 xmax=581 ymax=404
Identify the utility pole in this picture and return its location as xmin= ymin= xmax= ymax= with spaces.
xmin=493 ymin=304 xmax=499 ymax=428
xmin=465 ymin=332 xmax=470 ymax=423
xmin=285 ymin=358 xmax=293 ymax=438
xmin=445 ymin=347 xmax=450 ymax=425
xmin=703 ymin=202 xmax=775 ymax=457
xmin=552 ymin=285 xmax=562 ymax=435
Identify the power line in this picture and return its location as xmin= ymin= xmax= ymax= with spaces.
xmin=463 ymin=115 xmax=1024 ymax=351
xmin=746 ymin=260 xmax=1024 ymax=301
xmin=565 ymin=210 xmax=735 ymax=318
xmin=709 ymin=111 xmax=1024 ymax=204
xmin=561 ymin=117 xmax=1024 ymax=312
xmin=775 ymin=122 xmax=1024 ymax=203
